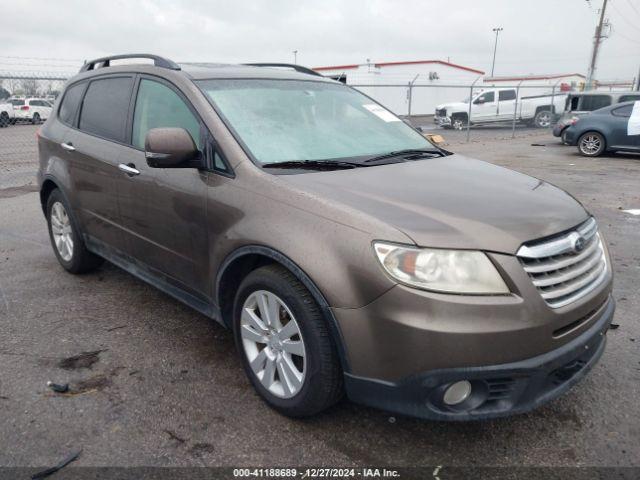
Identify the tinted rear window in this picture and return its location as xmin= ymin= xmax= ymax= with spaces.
xmin=612 ymin=104 xmax=633 ymax=117
xmin=499 ymin=90 xmax=516 ymax=101
xmin=59 ymin=83 xmax=85 ymax=126
xmin=619 ymin=95 xmax=640 ymax=103
xmin=79 ymin=77 xmax=133 ymax=142
xmin=9 ymin=99 xmax=24 ymax=106
xmin=579 ymin=95 xmax=611 ymax=111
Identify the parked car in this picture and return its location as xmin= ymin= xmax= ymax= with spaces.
xmin=434 ymin=88 xmax=566 ymax=129
xmin=562 ymin=101 xmax=640 ymax=156
xmin=553 ymin=91 xmax=640 ymax=142
xmin=8 ymin=97 xmax=53 ymax=124
xmin=38 ymin=54 xmax=614 ymax=421
xmin=0 ymin=99 xmax=14 ymax=127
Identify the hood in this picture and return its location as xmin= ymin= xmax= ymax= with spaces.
xmin=279 ymin=155 xmax=588 ymax=254
xmin=436 ymin=101 xmax=467 ymax=111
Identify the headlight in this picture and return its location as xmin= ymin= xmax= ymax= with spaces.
xmin=373 ymin=242 xmax=509 ymax=294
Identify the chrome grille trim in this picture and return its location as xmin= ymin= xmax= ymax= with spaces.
xmin=517 ymin=218 xmax=608 ymax=309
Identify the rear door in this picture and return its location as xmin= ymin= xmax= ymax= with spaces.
xmin=608 ymin=104 xmax=638 ymax=150
xmin=471 ymin=90 xmax=497 ymax=123
xmin=64 ymin=75 xmax=135 ymax=253
xmin=496 ymin=89 xmax=517 ymax=121
xmin=116 ymin=76 xmax=209 ymax=294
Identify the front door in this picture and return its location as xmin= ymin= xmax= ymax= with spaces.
xmin=471 ymin=90 xmax=498 ymax=123
xmin=608 ymin=103 xmax=639 ymax=150
xmin=117 ymin=76 xmax=209 ymax=294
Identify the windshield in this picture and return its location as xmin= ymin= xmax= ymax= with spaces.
xmin=197 ymin=79 xmax=432 ymax=164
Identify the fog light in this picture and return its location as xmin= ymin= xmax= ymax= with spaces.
xmin=443 ymin=380 xmax=472 ymax=406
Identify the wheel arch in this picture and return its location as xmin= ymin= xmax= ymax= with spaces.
xmin=216 ymin=245 xmax=351 ymax=372
xmin=40 ymin=177 xmax=62 ymax=215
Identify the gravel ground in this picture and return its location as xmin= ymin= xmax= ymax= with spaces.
xmin=0 ymin=124 xmax=639 ymax=472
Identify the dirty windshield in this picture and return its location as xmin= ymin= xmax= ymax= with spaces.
xmin=197 ymin=79 xmax=431 ymax=164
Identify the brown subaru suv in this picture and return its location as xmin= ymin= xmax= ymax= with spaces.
xmin=37 ymin=54 xmax=614 ymax=420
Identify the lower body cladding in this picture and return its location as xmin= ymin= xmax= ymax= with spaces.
xmin=332 ymin=281 xmax=614 ymax=420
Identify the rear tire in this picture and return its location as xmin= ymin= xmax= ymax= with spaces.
xmin=534 ymin=110 xmax=551 ymax=128
xmin=233 ymin=264 xmax=343 ymax=417
xmin=577 ymin=131 xmax=605 ymax=157
xmin=46 ymin=189 xmax=104 ymax=274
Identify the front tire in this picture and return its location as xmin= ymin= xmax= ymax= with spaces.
xmin=451 ymin=115 xmax=467 ymax=131
xmin=46 ymin=189 xmax=103 ymax=273
xmin=577 ymin=131 xmax=605 ymax=157
xmin=32 ymin=113 xmax=41 ymax=125
xmin=233 ymin=264 xmax=343 ymax=417
xmin=0 ymin=112 xmax=9 ymax=128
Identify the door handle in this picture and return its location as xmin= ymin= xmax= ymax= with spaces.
xmin=61 ymin=142 xmax=75 ymax=151
xmin=118 ymin=163 xmax=140 ymax=176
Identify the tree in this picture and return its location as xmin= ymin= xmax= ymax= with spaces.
xmin=0 ymin=86 xmax=10 ymax=100
xmin=21 ymin=79 xmax=39 ymax=96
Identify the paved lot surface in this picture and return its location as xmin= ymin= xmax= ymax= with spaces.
xmin=0 ymin=124 xmax=639 ymax=468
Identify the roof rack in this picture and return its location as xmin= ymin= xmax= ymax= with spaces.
xmin=80 ymin=54 xmax=181 ymax=73
xmin=244 ymin=63 xmax=323 ymax=77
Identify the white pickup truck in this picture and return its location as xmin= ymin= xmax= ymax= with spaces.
xmin=0 ymin=100 xmax=15 ymax=128
xmin=434 ymin=88 xmax=566 ymax=130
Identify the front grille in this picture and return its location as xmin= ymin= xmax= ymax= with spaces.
xmin=517 ymin=218 xmax=607 ymax=308
xmin=436 ymin=108 xmax=447 ymax=117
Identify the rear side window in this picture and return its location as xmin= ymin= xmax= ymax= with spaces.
xmin=79 ymin=77 xmax=134 ymax=142
xmin=59 ymin=83 xmax=85 ymax=125
xmin=611 ymin=105 xmax=633 ymax=117
xmin=498 ymin=90 xmax=516 ymax=101
xmin=9 ymin=99 xmax=24 ymax=106
xmin=580 ymin=95 xmax=611 ymax=111
xmin=619 ymin=95 xmax=640 ymax=103
xmin=132 ymin=79 xmax=202 ymax=149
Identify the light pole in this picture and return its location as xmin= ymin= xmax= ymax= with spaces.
xmin=491 ymin=27 xmax=503 ymax=77
xmin=293 ymin=50 xmax=298 ymax=65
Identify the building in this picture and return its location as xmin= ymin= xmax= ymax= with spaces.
xmin=314 ymin=61 xmax=587 ymax=116
xmin=314 ymin=60 xmax=485 ymax=116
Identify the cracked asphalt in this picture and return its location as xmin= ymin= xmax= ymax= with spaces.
xmin=0 ymin=124 xmax=639 ymax=469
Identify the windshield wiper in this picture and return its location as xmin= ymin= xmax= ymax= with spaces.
xmin=364 ymin=149 xmax=443 ymax=163
xmin=262 ymin=160 xmax=367 ymax=170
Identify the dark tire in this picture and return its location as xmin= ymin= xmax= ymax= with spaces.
xmin=451 ymin=114 xmax=467 ymax=131
xmin=0 ymin=112 xmax=9 ymax=128
xmin=577 ymin=131 xmax=606 ymax=157
xmin=561 ymin=129 xmax=569 ymax=145
xmin=233 ymin=264 xmax=343 ymax=417
xmin=534 ymin=110 xmax=552 ymax=128
xmin=32 ymin=113 xmax=41 ymax=125
xmin=46 ymin=189 xmax=104 ymax=274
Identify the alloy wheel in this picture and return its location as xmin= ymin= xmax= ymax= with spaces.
xmin=579 ymin=134 xmax=602 ymax=156
xmin=536 ymin=111 xmax=551 ymax=128
xmin=452 ymin=118 xmax=465 ymax=130
xmin=240 ymin=290 xmax=306 ymax=399
xmin=50 ymin=201 xmax=74 ymax=261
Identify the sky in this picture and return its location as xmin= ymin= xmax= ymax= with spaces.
xmin=1 ymin=0 xmax=639 ymax=81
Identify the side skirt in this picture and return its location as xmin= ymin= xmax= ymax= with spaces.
xmin=84 ymin=235 xmax=223 ymax=325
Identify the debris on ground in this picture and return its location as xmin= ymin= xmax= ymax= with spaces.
xmin=531 ymin=143 xmax=546 ymax=147
xmin=621 ymin=209 xmax=640 ymax=216
xmin=31 ymin=450 xmax=82 ymax=479
xmin=164 ymin=429 xmax=187 ymax=444
xmin=425 ymin=134 xmax=445 ymax=144
xmin=57 ymin=350 xmax=106 ymax=370
xmin=46 ymin=381 xmax=69 ymax=393
xmin=609 ymin=323 xmax=620 ymax=330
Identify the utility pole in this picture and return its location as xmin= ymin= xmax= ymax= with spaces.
xmin=293 ymin=50 xmax=298 ymax=65
xmin=586 ymin=0 xmax=608 ymax=90
xmin=490 ymin=27 xmax=503 ymax=77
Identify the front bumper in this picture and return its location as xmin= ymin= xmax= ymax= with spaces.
xmin=434 ymin=115 xmax=451 ymax=127
xmin=562 ymin=127 xmax=579 ymax=145
xmin=343 ymin=295 xmax=614 ymax=421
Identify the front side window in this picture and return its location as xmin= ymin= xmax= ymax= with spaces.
xmin=59 ymin=83 xmax=85 ymax=126
xmin=475 ymin=91 xmax=495 ymax=104
xmin=197 ymin=79 xmax=431 ymax=164
xmin=132 ymin=79 xmax=202 ymax=150
xmin=79 ymin=77 xmax=134 ymax=142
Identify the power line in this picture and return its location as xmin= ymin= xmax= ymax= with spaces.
xmin=624 ymin=0 xmax=640 ymax=16
xmin=609 ymin=0 xmax=640 ymax=32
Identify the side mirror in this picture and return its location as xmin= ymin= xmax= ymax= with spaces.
xmin=145 ymin=128 xmax=200 ymax=168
